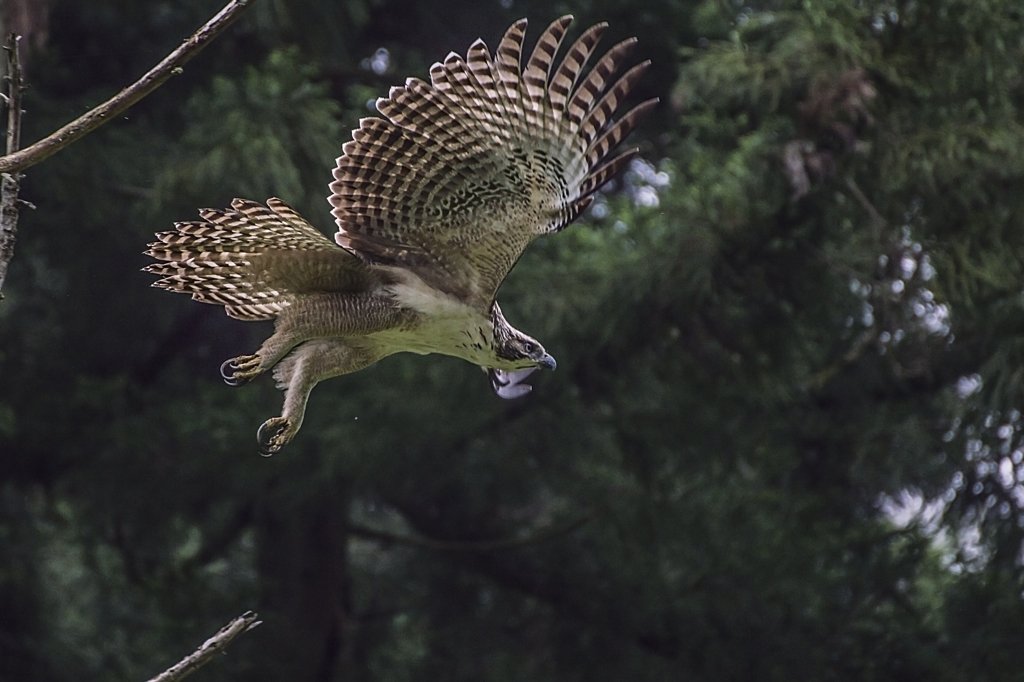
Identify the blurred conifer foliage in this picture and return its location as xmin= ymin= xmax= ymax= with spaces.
xmin=2 ymin=0 xmax=1024 ymax=680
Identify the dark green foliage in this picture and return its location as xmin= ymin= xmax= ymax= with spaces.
xmin=3 ymin=0 xmax=1024 ymax=680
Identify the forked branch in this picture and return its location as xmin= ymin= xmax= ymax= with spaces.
xmin=0 ymin=0 xmax=255 ymax=175
xmin=0 ymin=0 xmax=257 ymax=297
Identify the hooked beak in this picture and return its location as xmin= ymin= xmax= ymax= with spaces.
xmin=537 ymin=353 xmax=557 ymax=371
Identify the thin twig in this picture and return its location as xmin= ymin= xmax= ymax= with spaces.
xmin=0 ymin=32 xmax=24 ymax=297
xmin=145 ymin=611 xmax=261 ymax=682
xmin=845 ymin=175 xmax=887 ymax=228
xmin=802 ymin=329 xmax=878 ymax=391
xmin=4 ymin=36 xmax=21 ymax=155
xmin=0 ymin=0 xmax=255 ymax=175
xmin=349 ymin=512 xmax=594 ymax=552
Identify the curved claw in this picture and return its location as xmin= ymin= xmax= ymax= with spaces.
xmin=221 ymin=354 xmax=261 ymax=386
xmin=220 ymin=359 xmax=245 ymax=386
xmin=257 ymin=417 xmax=291 ymax=457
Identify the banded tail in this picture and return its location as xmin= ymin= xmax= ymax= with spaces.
xmin=145 ymin=198 xmax=368 ymax=321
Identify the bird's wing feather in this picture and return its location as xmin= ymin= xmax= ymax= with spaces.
xmin=145 ymin=198 xmax=372 ymax=320
xmin=330 ymin=16 xmax=656 ymax=309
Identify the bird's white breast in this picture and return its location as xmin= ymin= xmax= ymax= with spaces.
xmin=369 ymin=271 xmax=496 ymax=366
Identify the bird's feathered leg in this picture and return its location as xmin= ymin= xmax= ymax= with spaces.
xmin=221 ymin=292 xmax=403 ymax=386
xmin=256 ymin=339 xmax=378 ymax=456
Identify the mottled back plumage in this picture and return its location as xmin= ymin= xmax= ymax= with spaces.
xmin=144 ymin=16 xmax=655 ymax=454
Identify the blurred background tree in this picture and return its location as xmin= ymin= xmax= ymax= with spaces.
xmin=2 ymin=0 xmax=1024 ymax=680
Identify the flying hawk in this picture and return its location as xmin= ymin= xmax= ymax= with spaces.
xmin=145 ymin=16 xmax=656 ymax=454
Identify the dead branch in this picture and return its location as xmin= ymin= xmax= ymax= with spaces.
xmin=0 ymin=0 xmax=255 ymax=175
xmin=0 ymin=32 xmax=24 ymax=296
xmin=145 ymin=612 xmax=261 ymax=682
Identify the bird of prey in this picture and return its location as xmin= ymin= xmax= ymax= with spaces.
xmin=145 ymin=16 xmax=656 ymax=454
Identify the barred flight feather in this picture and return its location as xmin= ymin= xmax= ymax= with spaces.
xmin=548 ymin=23 xmax=606 ymax=118
xmin=329 ymin=15 xmax=657 ymax=304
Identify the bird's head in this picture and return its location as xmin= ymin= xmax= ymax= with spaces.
xmin=487 ymin=301 xmax=556 ymax=399
xmin=490 ymin=302 xmax=557 ymax=371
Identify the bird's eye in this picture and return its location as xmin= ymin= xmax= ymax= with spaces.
xmin=522 ymin=341 xmax=535 ymax=354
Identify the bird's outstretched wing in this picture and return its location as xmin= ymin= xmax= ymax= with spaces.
xmin=329 ymin=16 xmax=657 ymax=309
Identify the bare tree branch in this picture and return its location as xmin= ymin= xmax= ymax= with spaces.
xmin=0 ymin=0 xmax=256 ymax=297
xmin=0 ymin=0 xmax=255 ymax=176
xmin=0 ymin=32 xmax=24 ymax=296
xmin=145 ymin=611 xmax=261 ymax=682
xmin=845 ymin=175 xmax=887 ymax=228
xmin=349 ymin=512 xmax=594 ymax=552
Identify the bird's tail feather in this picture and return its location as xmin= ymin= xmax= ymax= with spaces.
xmin=145 ymin=198 xmax=363 ymax=321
